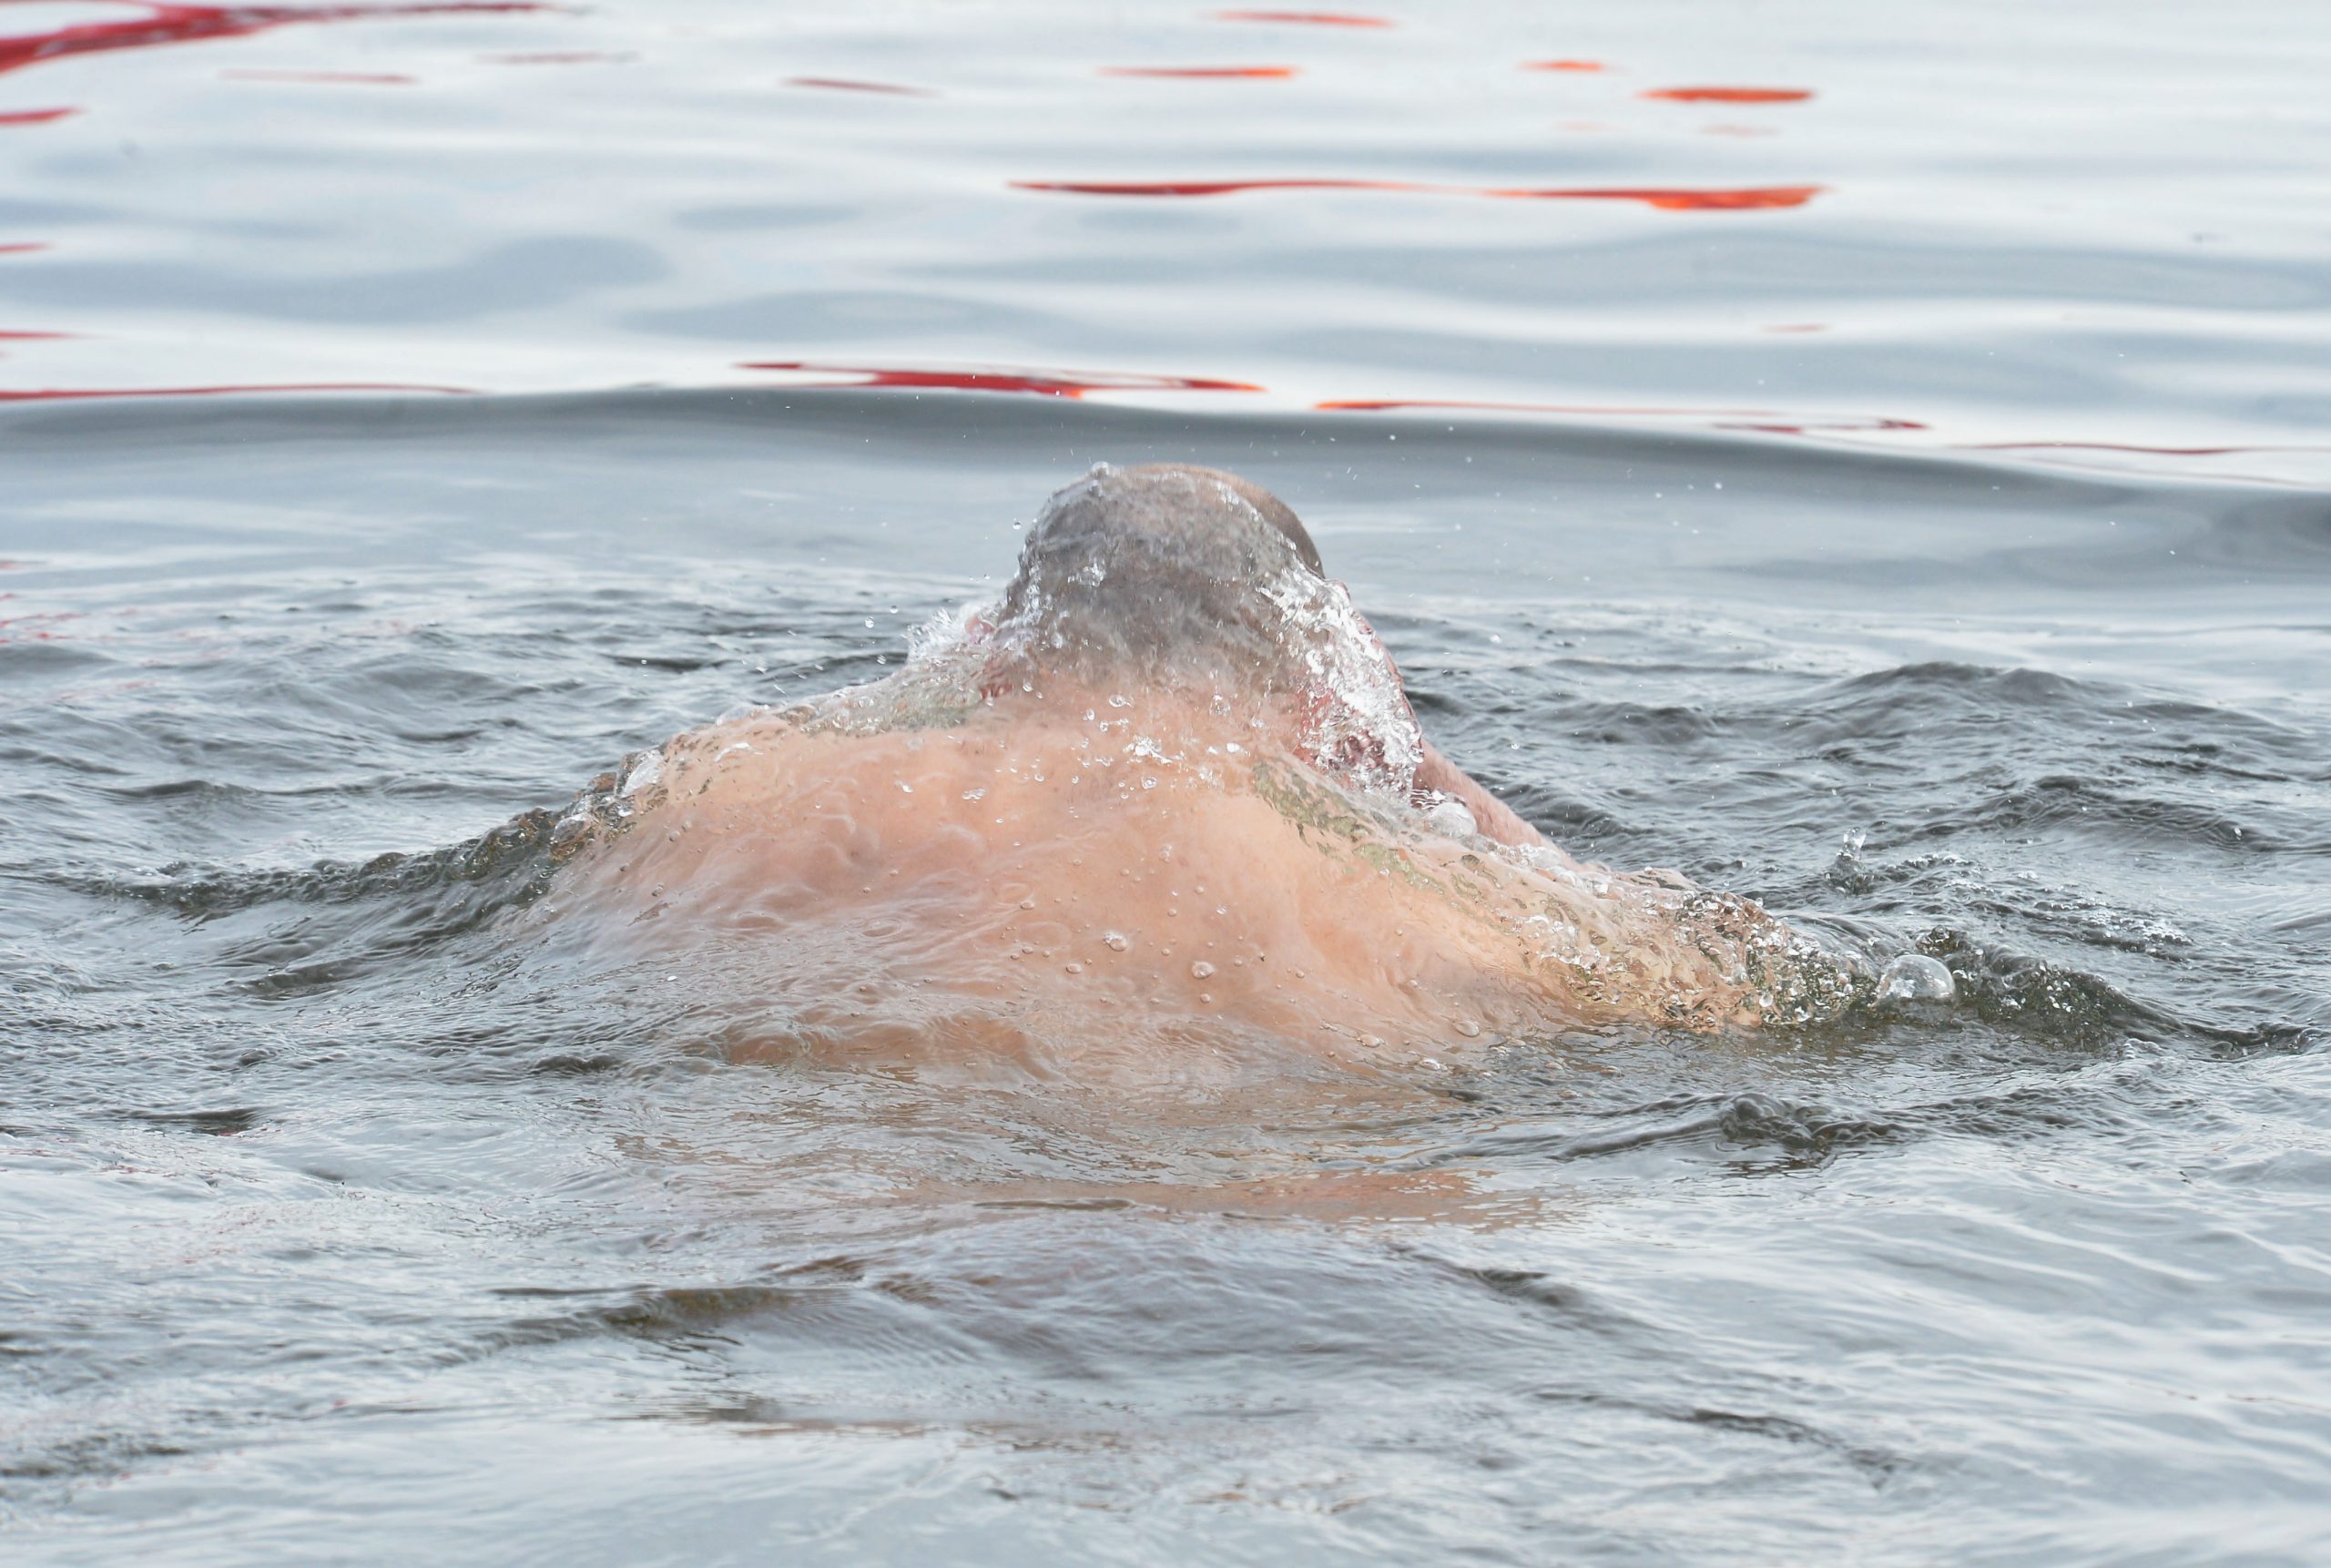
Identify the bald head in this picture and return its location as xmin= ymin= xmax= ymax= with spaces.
xmin=990 ymin=463 xmax=1331 ymax=692
xmin=1020 ymin=463 xmax=1322 ymax=577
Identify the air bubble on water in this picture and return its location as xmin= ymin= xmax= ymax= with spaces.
xmin=1190 ymin=961 xmax=1216 ymax=979
xmin=1878 ymin=953 xmax=1955 ymax=1005
xmin=1064 ymin=962 xmax=1083 ymax=974
xmin=1108 ymin=694 xmax=1131 ymax=708
xmin=1104 ymin=932 xmax=1129 ymax=952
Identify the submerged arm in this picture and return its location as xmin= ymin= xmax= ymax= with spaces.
xmin=1413 ymin=741 xmax=1542 ymax=850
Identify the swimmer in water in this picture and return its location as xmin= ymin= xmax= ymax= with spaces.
xmin=521 ymin=463 xmax=1868 ymax=1059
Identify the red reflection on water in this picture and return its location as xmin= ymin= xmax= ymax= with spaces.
xmin=0 ymin=3 xmax=547 ymax=80
xmin=0 ymin=381 xmax=473 ymax=402
xmin=1492 ymin=184 xmax=1818 ymax=209
xmin=0 ymin=107 xmax=76 ymax=124
xmin=1522 ymin=59 xmax=1603 ymax=71
xmin=739 ymin=361 xmax=1263 ymax=398
xmin=1014 ymin=178 xmax=1822 ymax=210
xmin=0 ymin=329 xmax=72 ymax=339
xmin=224 ymin=69 xmax=414 ymax=83
xmin=1644 ymin=87 xmax=1812 ymax=103
xmin=1100 ymin=65 xmax=1298 ymax=78
xmin=1211 ymin=10 xmax=1392 ymax=25
xmin=786 ymin=76 xmax=934 ymax=97
xmin=0 ymin=607 xmax=85 ymax=643
xmin=0 ymin=241 xmax=50 ymax=254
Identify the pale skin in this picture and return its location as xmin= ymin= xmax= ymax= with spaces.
xmin=532 ymin=685 xmax=1847 ymax=1061
xmin=518 ymin=464 xmax=1867 ymax=1060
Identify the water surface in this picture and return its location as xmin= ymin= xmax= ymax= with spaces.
xmin=4 ymin=3 xmax=2329 ymax=1563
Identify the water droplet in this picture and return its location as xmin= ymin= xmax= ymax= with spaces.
xmin=1454 ymin=1020 xmax=1481 ymax=1038
xmin=1878 ymin=953 xmax=1955 ymax=1004
xmin=1103 ymin=932 xmax=1130 ymax=952
xmin=1064 ymin=962 xmax=1083 ymax=974
xmin=1424 ymin=797 xmax=1478 ymax=840
xmin=1190 ymin=961 xmax=1216 ymax=979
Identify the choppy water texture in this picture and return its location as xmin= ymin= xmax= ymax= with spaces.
xmin=4 ymin=3 xmax=2329 ymax=1563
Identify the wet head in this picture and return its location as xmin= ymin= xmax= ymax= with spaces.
xmin=974 ymin=463 xmax=1420 ymax=799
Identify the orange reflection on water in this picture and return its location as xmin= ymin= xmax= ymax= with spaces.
xmin=1522 ymin=59 xmax=1603 ymax=72
xmin=1501 ymin=184 xmax=1817 ymax=209
xmin=1100 ymin=65 xmax=1298 ymax=78
xmin=738 ymin=361 xmax=1263 ymax=398
xmin=1644 ymin=87 xmax=1812 ymax=103
xmin=0 ymin=107 xmax=76 ymax=125
xmin=1014 ymin=178 xmax=1823 ymax=210
xmin=785 ymin=76 xmax=935 ymax=97
xmin=1211 ymin=10 xmax=1392 ymax=25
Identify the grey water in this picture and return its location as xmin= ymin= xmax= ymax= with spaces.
xmin=4 ymin=2 xmax=2329 ymax=1563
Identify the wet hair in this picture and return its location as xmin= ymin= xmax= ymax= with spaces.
xmin=989 ymin=463 xmax=1329 ymax=692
